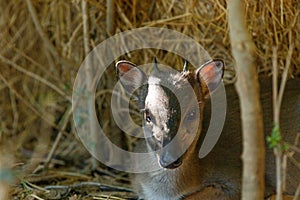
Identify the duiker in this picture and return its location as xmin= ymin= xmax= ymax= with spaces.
xmin=116 ymin=59 xmax=300 ymax=200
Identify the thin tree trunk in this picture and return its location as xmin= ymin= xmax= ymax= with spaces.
xmin=227 ymin=0 xmax=265 ymax=199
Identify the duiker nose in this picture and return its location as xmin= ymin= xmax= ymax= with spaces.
xmin=159 ymin=155 xmax=182 ymax=169
xmin=158 ymin=136 xmax=183 ymax=169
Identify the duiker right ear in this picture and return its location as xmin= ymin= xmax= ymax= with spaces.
xmin=196 ymin=59 xmax=224 ymax=99
xmin=116 ymin=60 xmax=147 ymax=94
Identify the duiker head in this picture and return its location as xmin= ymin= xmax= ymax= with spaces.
xmin=116 ymin=59 xmax=224 ymax=169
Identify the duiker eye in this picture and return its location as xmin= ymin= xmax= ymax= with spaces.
xmin=145 ymin=109 xmax=152 ymax=123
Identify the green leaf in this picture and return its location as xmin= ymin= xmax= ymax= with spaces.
xmin=267 ymin=124 xmax=282 ymax=148
xmin=283 ymin=143 xmax=289 ymax=151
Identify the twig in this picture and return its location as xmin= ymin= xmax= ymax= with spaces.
xmin=11 ymin=45 xmax=61 ymax=83
xmin=272 ymin=47 xmax=279 ymax=124
xmin=293 ymin=183 xmax=300 ymax=200
xmin=272 ymin=33 xmax=294 ymax=199
xmin=81 ymin=0 xmax=99 ymax=169
xmin=28 ymin=194 xmax=45 ymax=200
xmin=43 ymin=106 xmax=73 ymax=169
xmin=288 ymin=144 xmax=300 ymax=154
xmin=82 ymin=0 xmax=90 ymax=56
xmin=23 ymin=180 xmax=49 ymax=192
xmin=66 ymin=22 xmax=83 ymax=59
xmin=278 ymin=41 xmax=294 ymax=193
xmin=0 ymin=54 xmax=71 ymax=102
xmin=286 ymin=153 xmax=300 ymax=171
xmin=9 ymin=89 xmax=18 ymax=135
xmin=44 ymin=181 xmax=134 ymax=192
xmin=106 ymin=0 xmax=115 ymax=36
xmin=282 ymin=154 xmax=287 ymax=192
xmin=25 ymin=0 xmax=72 ymax=68
xmin=0 ymin=73 xmax=61 ymax=130
xmin=272 ymin=46 xmax=283 ymax=200
xmin=115 ymin=2 xmax=133 ymax=28
xmin=142 ymin=13 xmax=192 ymax=27
xmin=277 ymin=42 xmax=294 ymax=111
xmin=93 ymin=195 xmax=128 ymax=200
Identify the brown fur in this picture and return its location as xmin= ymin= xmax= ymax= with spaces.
xmin=116 ymin=61 xmax=300 ymax=199
xmin=132 ymin=78 xmax=300 ymax=200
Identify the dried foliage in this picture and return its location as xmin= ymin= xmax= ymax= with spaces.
xmin=0 ymin=0 xmax=299 ymax=199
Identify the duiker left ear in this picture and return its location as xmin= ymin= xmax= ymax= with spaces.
xmin=116 ymin=60 xmax=147 ymax=94
xmin=196 ymin=59 xmax=224 ymax=98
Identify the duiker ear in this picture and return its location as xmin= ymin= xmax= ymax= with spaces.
xmin=116 ymin=60 xmax=147 ymax=94
xmin=196 ymin=60 xmax=224 ymax=98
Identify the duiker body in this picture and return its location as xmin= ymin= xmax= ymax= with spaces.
xmin=116 ymin=60 xmax=300 ymax=200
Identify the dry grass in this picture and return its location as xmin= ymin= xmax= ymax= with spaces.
xmin=0 ymin=0 xmax=299 ymax=199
